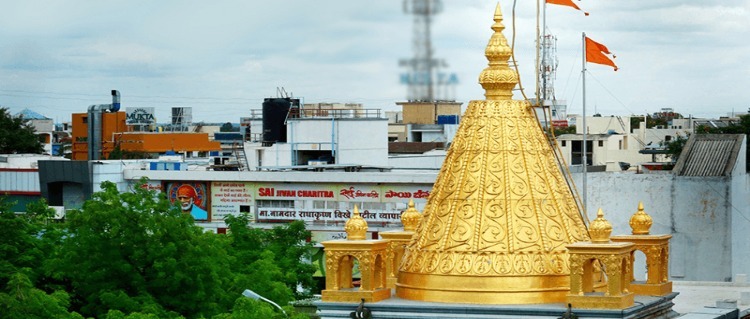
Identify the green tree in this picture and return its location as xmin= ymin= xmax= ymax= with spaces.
xmin=52 ymin=181 xmax=234 ymax=318
xmin=0 ymin=198 xmax=61 ymax=291
xmin=212 ymin=297 xmax=308 ymax=319
xmin=0 ymin=107 xmax=43 ymax=154
xmin=220 ymin=122 xmax=239 ymax=132
xmin=0 ymin=272 xmax=84 ymax=319
xmin=664 ymin=134 xmax=689 ymax=162
xmin=225 ymin=215 xmax=316 ymax=303
xmin=551 ymin=125 xmax=576 ymax=137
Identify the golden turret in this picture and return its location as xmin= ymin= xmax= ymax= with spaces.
xmin=396 ymin=3 xmax=590 ymax=304
xmin=400 ymin=199 xmax=421 ymax=231
xmin=589 ymin=208 xmax=613 ymax=243
xmin=629 ymin=202 xmax=653 ymax=235
xmin=344 ymin=205 xmax=368 ymax=240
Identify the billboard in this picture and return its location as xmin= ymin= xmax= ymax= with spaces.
xmin=125 ymin=107 xmax=156 ymax=125
xmin=165 ymin=181 xmax=210 ymax=221
xmin=135 ymin=181 xmax=436 ymax=224
xmin=211 ymin=182 xmax=253 ymax=222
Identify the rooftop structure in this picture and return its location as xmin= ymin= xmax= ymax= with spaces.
xmin=672 ymin=134 xmax=745 ymax=177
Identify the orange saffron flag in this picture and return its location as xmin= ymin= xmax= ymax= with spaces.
xmin=547 ymin=0 xmax=589 ymax=16
xmin=585 ymin=37 xmax=618 ymax=71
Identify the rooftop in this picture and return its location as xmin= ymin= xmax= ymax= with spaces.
xmin=672 ymin=134 xmax=745 ymax=176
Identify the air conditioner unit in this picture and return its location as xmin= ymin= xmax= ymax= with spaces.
xmin=51 ymin=206 xmax=66 ymax=219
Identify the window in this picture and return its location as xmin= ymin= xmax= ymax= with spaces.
xmin=561 ymin=141 xmax=567 ymax=147
xmin=313 ymin=200 xmax=338 ymax=210
xmin=349 ymin=202 xmax=385 ymax=213
xmin=665 ymin=135 xmax=672 ymax=142
xmin=598 ymin=141 xmax=604 ymax=147
xmin=256 ymin=200 xmax=294 ymax=208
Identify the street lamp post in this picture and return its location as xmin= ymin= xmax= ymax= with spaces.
xmin=242 ymin=289 xmax=288 ymax=318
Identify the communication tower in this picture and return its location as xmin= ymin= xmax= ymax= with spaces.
xmin=537 ymin=29 xmax=567 ymax=122
xmin=399 ymin=0 xmax=457 ymax=102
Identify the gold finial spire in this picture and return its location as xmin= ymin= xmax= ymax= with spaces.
xmin=400 ymin=199 xmax=421 ymax=231
xmin=478 ymin=2 xmax=518 ymax=100
xmin=589 ymin=208 xmax=613 ymax=243
xmin=629 ymin=201 xmax=653 ymax=235
xmin=344 ymin=205 xmax=368 ymax=240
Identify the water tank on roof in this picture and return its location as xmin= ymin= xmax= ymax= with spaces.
xmin=262 ymin=98 xmax=291 ymax=145
xmin=437 ymin=115 xmax=459 ymax=125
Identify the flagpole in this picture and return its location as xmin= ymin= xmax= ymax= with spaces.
xmin=581 ymin=32 xmax=588 ymax=217
xmin=542 ymin=0 xmax=547 ymax=101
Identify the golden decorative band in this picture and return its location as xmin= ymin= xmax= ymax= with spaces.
xmin=400 ymin=250 xmax=570 ymax=276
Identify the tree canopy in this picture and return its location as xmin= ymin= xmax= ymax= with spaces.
xmin=0 ymin=181 xmax=315 ymax=318
xmin=0 ymin=107 xmax=44 ymax=154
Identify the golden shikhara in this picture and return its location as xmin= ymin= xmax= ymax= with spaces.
xmin=396 ymin=3 xmax=590 ymax=304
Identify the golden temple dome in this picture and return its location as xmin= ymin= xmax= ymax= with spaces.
xmin=344 ymin=205 xmax=368 ymax=240
xmin=629 ymin=201 xmax=653 ymax=235
xmin=589 ymin=208 xmax=613 ymax=243
xmin=396 ymin=2 xmax=590 ymax=304
xmin=401 ymin=199 xmax=422 ymax=231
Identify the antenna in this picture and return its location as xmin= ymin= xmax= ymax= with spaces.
xmin=399 ymin=0 xmax=456 ymax=102
xmin=538 ymin=28 xmax=567 ymax=122
xmin=276 ymin=87 xmax=289 ymax=98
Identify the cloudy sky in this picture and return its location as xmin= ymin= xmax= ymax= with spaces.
xmin=1 ymin=1 xmax=748 ymax=123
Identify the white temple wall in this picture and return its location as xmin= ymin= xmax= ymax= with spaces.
xmin=730 ymin=139 xmax=750 ymax=279
xmin=578 ymin=172 xmax=738 ymax=282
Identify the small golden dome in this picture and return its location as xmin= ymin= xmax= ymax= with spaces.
xmin=629 ymin=201 xmax=653 ymax=235
xmin=344 ymin=205 xmax=368 ymax=240
xmin=400 ymin=199 xmax=421 ymax=231
xmin=589 ymin=208 xmax=613 ymax=243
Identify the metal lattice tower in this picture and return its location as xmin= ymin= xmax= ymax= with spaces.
xmin=539 ymin=31 xmax=558 ymax=102
xmin=538 ymin=29 xmax=566 ymax=121
xmin=400 ymin=0 xmax=454 ymax=102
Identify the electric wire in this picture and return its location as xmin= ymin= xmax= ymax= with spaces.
xmin=510 ymin=0 xmax=589 ymax=226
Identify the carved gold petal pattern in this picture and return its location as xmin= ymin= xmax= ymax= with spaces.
xmin=401 ymin=97 xmax=588 ymax=278
xmin=400 ymin=250 xmax=570 ymax=276
xmin=404 ymin=95 xmax=588 ymax=274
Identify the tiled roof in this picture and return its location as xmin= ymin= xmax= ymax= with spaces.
xmin=672 ymin=134 xmax=745 ymax=176
xmin=15 ymin=108 xmax=50 ymax=120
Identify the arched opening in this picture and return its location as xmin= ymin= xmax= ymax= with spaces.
xmin=337 ymin=255 xmax=360 ymax=290
xmin=632 ymin=249 xmax=648 ymax=282
xmin=582 ymin=258 xmax=599 ymax=293
xmin=592 ymin=259 xmax=607 ymax=292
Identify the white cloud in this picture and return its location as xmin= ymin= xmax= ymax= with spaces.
xmin=0 ymin=0 xmax=747 ymax=122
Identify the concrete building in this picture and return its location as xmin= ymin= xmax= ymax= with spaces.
xmin=15 ymin=108 xmax=55 ymax=155
xmin=1 ymin=154 xmax=67 ymax=213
